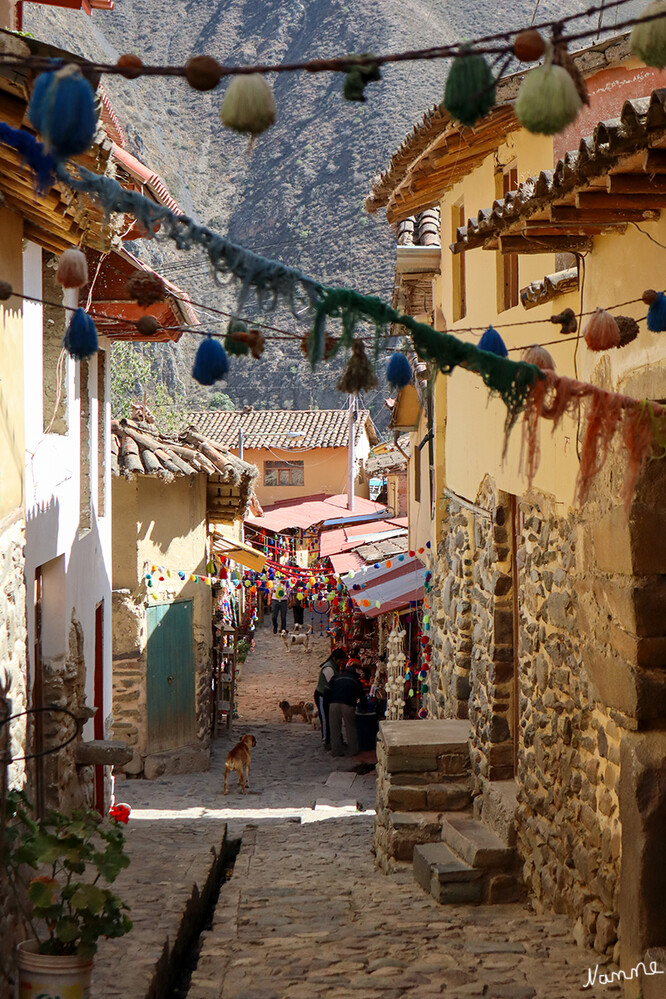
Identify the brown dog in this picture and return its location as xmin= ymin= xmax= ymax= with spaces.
xmin=278 ymin=700 xmax=310 ymax=723
xmin=224 ymin=734 xmax=257 ymax=794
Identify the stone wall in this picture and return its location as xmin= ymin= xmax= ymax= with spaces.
xmin=516 ymin=496 xmax=620 ymax=959
xmin=0 ymin=512 xmax=29 ymax=999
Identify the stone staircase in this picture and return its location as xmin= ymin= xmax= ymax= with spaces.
xmin=374 ymin=721 xmax=522 ymax=905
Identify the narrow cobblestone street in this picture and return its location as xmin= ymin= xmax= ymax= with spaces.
xmin=95 ymin=622 xmax=598 ymax=999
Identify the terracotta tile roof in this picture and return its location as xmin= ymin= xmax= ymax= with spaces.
xmin=111 ymin=419 xmax=258 ymax=517
xmin=366 ymin=35 xmax=633 ymax=225
xmin=520 ymin=268 xmax=579 ymax=310
xmin=450 ymin=88 xmax=666 ymax=255
xmin=187 ymin=409 xmax=379 ymax=450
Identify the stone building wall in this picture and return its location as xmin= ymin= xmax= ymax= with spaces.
xmin=516 ymin=496 xmax=620 ymax=959
xmin=0 ymin=513 xmax=29 ymax=999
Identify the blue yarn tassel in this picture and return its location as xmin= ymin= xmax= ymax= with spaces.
xmin=386 ymin=352 xmax=412 ymax=388
xmin=63 ymin=308 xmax=98 ymax=359
xmin=192 ymin=336 xmax=229 ymax=385
xmin=647 ymin=292 xmax=666 ymax=332
xmin=478 ymin=326 xmax=508 ymax=357
xmin=0 ymin=123 xmax=56 ymax=193
xmin=28 ymin=67 xmax=97 ymax=161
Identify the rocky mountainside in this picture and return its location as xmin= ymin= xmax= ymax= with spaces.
xmin=24 ymin=0 xmax=611 ymax=426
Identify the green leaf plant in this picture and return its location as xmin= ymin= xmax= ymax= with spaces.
xmin=1 ymin=790 xmax=132 ymax=958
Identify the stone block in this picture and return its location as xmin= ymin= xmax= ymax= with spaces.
xmin=609 ymin=625 xmax=666 ymax=670
xmin=493 ymin=607 xmax=514 ymax=645
xmin=387 ymin=785 xmax=427 ymax=811
xmin=144 ymin=745 xmax=210 ymax=780
xmin=433 ymin=879 xmax=484 ymax=904
xmin=487 ymin=874 xmax=522 ymax=904
xmin=619 ymin=732 xmax=666 ymax=977
xmin=583 ymin=646 xmax=666 ymax=723
xmin=442 ymin=815 xmax=515 ymax=870
xmin=75 ymin=740 xmax=133 ymax=767
xmin=426 ymin=783 xmax=471 ymax=811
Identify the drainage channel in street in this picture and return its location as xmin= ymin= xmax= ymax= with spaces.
xmin=160 ymin=833 xmax=241 ymax=999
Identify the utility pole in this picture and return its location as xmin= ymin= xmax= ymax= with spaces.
xmin=347 ymin=395 xmax=355 ymax=512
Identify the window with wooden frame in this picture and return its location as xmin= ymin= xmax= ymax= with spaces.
xmin=264 ymin=459 xmax=304 ymax=486
xmin=451 ymin=200 xmax=466 ymax=322
xmin=496 ymin=164 xmax=519 ymax=311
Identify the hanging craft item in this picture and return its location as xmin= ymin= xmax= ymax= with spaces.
xmin=0 ymin=280 xmax=12 ymax=300
xmin=523 ymin=344 xmax=556 ymax=371
xmin=300 ymin=332 xmax=337 ymax=360
xmin=386 ymin=623 xmax=407 ymax=721
xmin=337 ymin=339 xmax=378 ymax=394
xmin=552 ymin=39 xmax=590 ymax=106
xmin=386 ymin=351 xmax=412 ymax=389
xmin=56 ymin=248 xmax=88 ymax=289
xmin=514 ymin=45 xmax=582 ymax=135
xmin=0 ymin=122 xmax=56 ymax=193
xmin=229 ymin=326 xmax=266 ymax=359
xmin=550 ymin=308 xmax=578 ymax=335
xmin=643 ymin=289 xmax=666 ymax=331
xmin=220 ymin=74 xmax=276 ymax=135
xmin=136 ymin=315 xmax=160 ymax=336
xmin=126 ymin=272 xmax=166 ymax=307
xmin=478 ymin=325 xmax=508 ymax=357
xmin=63 ymin=307 xmax=98 ymax=360
xmin=342 ymin=55 xmax=381 ymax=102
xmin=615 ymin=315 xmax=640 ymax=348
xmin=192 ymin=335 xmax=229 ymax=385
xmin=117 ymin=54 xmax=144 ymax=79
xmin=28 ymin=66 xmax=97 ymax=161
xmin=631 ymin=0 xmax=666 ymax=68
xmin=442 ymin=47 xmax=496 ymax=127
xmin=583 ymin=308 xmax=621 ymax=351
xmin=513 ymin=29 xmax=546 ymax=62
xmin=224 ymin=319 xmax=251 ymax=356
xmin=185 ymin=55 xmax=223 ymax=91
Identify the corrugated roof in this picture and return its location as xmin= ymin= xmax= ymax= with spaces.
xmin=111 ymin=419 xmax=258 ymax=517
xmin=450 ymin=88 xmax=666 ymax=254
xmin=187 ymin=409 xmax=379 ymax=450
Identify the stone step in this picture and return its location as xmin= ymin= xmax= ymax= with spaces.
xmin=473 ymin=780 xmax=518 ymax=847
xmin=442 ymin=814 xmax=516 ymax=870
xmin=387 ymin=782 xmax=472 ymax=813
xmin=383 ymin=810 xmax=446 ymax=862
xmin=378 ymin=719 xmax=471 ymax=775
xmin=414 ymin=843 xmax=484 ymax=904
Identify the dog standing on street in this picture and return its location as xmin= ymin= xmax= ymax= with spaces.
xmin=224 ymin=734 xmax=257 ymax=794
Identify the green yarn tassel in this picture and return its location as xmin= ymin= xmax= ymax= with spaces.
xmin=224 ymin=319 xmax=250 ymax=356
xmin=442 ymin=49 xmax=496 ymax=127
xmin=343 ymin=56 xmax=382 ymax=102
xmin=515 ymin=62 xmax=582 ymax=135
xmin=631 ymin=0 xmax=666 ymax=69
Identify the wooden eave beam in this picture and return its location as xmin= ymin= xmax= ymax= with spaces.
xmin=575 ymin=191 xmax=666 ymax=210
xmin=496 ymin=235 xmax=593 ymax=254
xmin=607 ymin=172 xmax=666 ymax=194
xmin=549 ymin=205 xmax=660 ymax=223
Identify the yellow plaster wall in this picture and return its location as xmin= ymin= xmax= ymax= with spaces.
xmin=0 ymin=209 xmax=24 ymax=519
xmin=112 ymin=478 xmax=139 ymax=590
xmin=439 ymin=129 xmax=583 ymax=511
xmin=240 ymin=446 xmax=369 ymax=507
xmin=408 ymin=406 xmax=433 ymax=553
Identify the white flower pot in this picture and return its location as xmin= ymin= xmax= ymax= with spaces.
xmin=16 ymin=939 xmax=93 ymax=999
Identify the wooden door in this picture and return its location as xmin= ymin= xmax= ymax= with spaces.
xmin=93 ymin=601 xmax=105 ymax=814
xmin=146 ymin=600 xmax=195 ymax=753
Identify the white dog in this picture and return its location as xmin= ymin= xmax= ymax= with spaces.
xmin=280 ymin=627 xmax=312 ymax=652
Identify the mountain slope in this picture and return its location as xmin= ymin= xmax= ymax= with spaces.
xmin=24 ymin=0 xmax=614 ymax=423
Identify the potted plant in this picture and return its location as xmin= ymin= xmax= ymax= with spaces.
xmin=1 ymin=790 xmax=132 ymax=998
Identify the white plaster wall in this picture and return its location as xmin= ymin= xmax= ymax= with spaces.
xmin=22 ymin=242 xmax=113 ymax=744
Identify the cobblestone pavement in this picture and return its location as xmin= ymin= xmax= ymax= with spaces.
xmin=96 ymin=622 xmax=597 ymax=999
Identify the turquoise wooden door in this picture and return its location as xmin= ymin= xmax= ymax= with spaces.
xmin=146 ymin=600 xmax=195 ymax=753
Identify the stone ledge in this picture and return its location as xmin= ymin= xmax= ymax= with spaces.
xmin=75 ymin=740 xmax=133 ymax=766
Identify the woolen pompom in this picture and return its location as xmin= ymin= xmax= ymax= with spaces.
xmin=515 ymin=62 xmax=582 ymax=135
xmin=224 ymin=319 xmax=251 ymax=356
xmin=192 ymin=336 xmax=229 ymax=385
xmin=63 ymin=308 xmax=98 ymax=360
xmin=523 ymin=344 xmax=556 ymax=370
xmin=386 ymin=352 xmax=412 ymax=388
xmin=631 ymin=0 xmax=666 ymax=68
xmin=343 ymin=56 xmax=381 ymax=102
xmin=221 ymin=75 xmax=276 ymax=135
xmin=615 ymin=316 xmax=640 ymax=347
xmin=28 ymin=66 xmax=97 ymax=160
xmin=478 ymin=326 xmax=508 ymax=357
xmin=231 ymin=328 xmax=266 ymax=359
xmin=126 ymin=272 xmax=166 ymax=307
xmin=646 ymin=290 xmax=666 ymax=331
xmin=56 ymin=248 xmax=88 ymax=289
xmin=443 ymin=49 xmax=496 ymax=127
xmin=583 ymin=308 xmax=621 ymax=351
xmin=337 ymin=340 xmax=378 ymax=394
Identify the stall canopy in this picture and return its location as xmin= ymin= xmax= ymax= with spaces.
xmin=211 ymin=532 xmax=267 ymax=572
xmin=341 ymin=556 xmax=425 ymax=619
xmin=245 ymin=493 xmax=391 ymax=533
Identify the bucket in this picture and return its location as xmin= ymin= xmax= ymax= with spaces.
xmin=16 ymin=939 xmax=93 ymax=999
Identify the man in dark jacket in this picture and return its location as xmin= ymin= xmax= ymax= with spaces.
xmin=325 ymin=661 xmax=367 ymax=757
xmin=314 ymin=648 xmax=347 ymax=748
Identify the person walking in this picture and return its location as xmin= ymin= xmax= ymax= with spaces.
xmin=326 ymin=658 xmax=367 ymax=757
xmin=314 ymin=648 xmax=346 ymax=748
xmin=271 ymin=580 xmax=290 ymax=634
xmin=291 ymin=584 xmax=305 ymax=626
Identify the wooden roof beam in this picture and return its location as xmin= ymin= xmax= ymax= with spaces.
xmin=607 ymin=173 xmax=666 ymax=194
xmin=575 ymin=191 xmax=666 ymax=210
xmin=497 ymin=235 xmax=593 ymax=254
xmin=549 ymin=205 xmax=660 ymax=223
